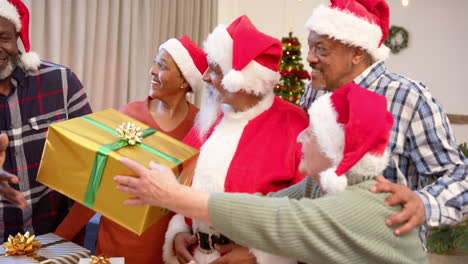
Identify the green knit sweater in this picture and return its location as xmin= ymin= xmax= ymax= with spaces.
xmin=208 ymin=178 xmax=427 ymax=264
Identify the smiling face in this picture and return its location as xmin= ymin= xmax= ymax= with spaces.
xmin=306 ymin=30 xmax=360 ymax=92
xmin=297 ymin=124 xmax=333 ymax=183
xmin=0 ymin=17 xmax=19 ymax=80
xmin=149 ymin=49 xmax=188 ymax=100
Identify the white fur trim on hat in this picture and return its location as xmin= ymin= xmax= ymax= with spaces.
xmin=20 ymin=51 xmax=40 ymax=71
xmin=222 ymin=69 xmax=245 ymax=93
xmin=306 ymin=5 xmax=389 ymax=62
xmin=204 ymin=24 xmax=279 ymax=96
xmin=204 ymin=24 xmax=233 ymax=73
xmin=250 ymin=248 xmax=297 ymax=264
xmin=163 ymin=214 xmax=191 ymax=264
xmin=319 ymin=167 xmax=348 ymax=193
xmin=307 ymin=93 xmax=344 ymax=165
xmin=0 ymin=0 xmax=21 ymax=32
xmin=160 ymin=39 xmax=204 ymax=92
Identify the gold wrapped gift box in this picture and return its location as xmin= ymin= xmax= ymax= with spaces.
xmin=37 ymin=109 xmax=198 ymax=235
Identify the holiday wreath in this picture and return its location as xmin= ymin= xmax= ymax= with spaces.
xmin=384 ymin=25 xmax=409 ymax=54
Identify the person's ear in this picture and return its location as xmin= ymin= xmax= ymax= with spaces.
xmin=179 ymin=78 xmax=190 ymax=90
xmin=351 ymin=47 xmax=369 ymax=65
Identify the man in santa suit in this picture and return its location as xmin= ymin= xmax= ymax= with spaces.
xmin=162 ymin=15 xmax=308 ymax=264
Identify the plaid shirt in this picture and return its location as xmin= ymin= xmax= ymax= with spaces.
xmin=301 ymin=61 xmax=468 ymax=244
xmin=0 ymin=62 xmax=92 ymax=241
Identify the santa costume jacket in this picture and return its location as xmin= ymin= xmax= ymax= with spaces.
xmin=163 ymin=94 xmax=308 ymax=264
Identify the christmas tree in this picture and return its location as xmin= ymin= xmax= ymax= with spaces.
xmin=274 ymin=32 xmax=310 ymax=105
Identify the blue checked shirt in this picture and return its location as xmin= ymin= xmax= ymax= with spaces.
xmin=301 ymin=61 xmax=468 ymax=232
xmin=0 ymin=62 xmax=92 ymax=241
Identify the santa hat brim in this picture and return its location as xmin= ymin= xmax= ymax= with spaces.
xmin=203 ymin=24 xmax=279 ymax=96
xmin=160 ymin=39 xmax=204 ymax=92
xmin=0 ymin=0 xmax=21 ymax=32
xmin=305 ymin=5 xmax=389 ymax=62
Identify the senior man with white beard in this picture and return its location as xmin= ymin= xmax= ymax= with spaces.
xmin=161 ymin=15 xmax=309 ymax=264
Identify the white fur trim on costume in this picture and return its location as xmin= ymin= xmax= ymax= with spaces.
xmin=204 ymin=24 xmax=280 ymax=96
xmin=348 ymin=149 xmax=389 ymax=178
xmin=160 ymin=39 xmax=204 ymax=92
xmin=0 ymin=0 xmax=21 ymax=32
xmin=320 ymin=167 xmax=348 ymax=193
xmin=223 ymin=92 xmax=274 ymax=121
xmin=307 ymin=93 xmax=343 ymax=165
xmin=250 ymin=248 xmax=297 ymax=264
xmin=193 ymin=249 xmax=221 ymax=263
xmin=163 ymin=214 xmax=191 ymax=264
xmin=20 ymin=52 xmax=40 ymax=71
xmin=306 ymin=5 xmax=388 ymax=62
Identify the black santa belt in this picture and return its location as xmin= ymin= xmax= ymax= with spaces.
xmin=194 ymin=231 xmax=231 ymax=254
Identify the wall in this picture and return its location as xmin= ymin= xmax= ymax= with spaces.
xmin=218 ymin=0 xmax=468 ymax=144
xmin=385 ymin=0 xmax=468 ymax=144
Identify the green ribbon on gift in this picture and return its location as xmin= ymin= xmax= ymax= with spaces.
xmin=81 ymin=116 xmax=182 ymax=209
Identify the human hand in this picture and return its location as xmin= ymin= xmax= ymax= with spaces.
xmin=0 ymin=134 xmax=26 ymax=208
xmin=174 ymin=232 xmax=196 ymax=264
xmin=370 ymin=176 xmax=426 ymax=235
xmin=114 ymin=158 xmax=182 ymax=207
xmin=210 ymin=243 xmax=256 ymax=264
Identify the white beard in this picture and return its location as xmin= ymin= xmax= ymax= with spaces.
xmin=0 ymin=54 xmax=17 ymax=80
xmin=194 ymin=84 xmax=222 ymax=140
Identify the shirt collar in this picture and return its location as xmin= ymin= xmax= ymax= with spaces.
xmin=353 ymin=60 xmax=386 ymax=92
xmin=11 ymin=66 xmax=27 ymax=89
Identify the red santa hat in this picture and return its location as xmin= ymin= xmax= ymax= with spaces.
xmin=159 ymin=35 xmax=208 ymax=92
xmin=306 ymin=0 xmax=390 ymax=62
xmin=203 ymin=15 xmax=282 ymax=96
xmin=308 ymin=82 xmax=393 ymax=193
xmin=0 ymin=0 xmax=40 ymax=71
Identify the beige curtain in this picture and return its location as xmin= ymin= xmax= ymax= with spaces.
xmin=23 ymin=0 xmax=218 ymax=111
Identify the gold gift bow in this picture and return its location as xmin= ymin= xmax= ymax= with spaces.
xmin=116 ymin=122 xmax=143 ymax=145
xmin=1 ymin=232 xmax=69 ymax=261
xmin=81 ymin=116 xmax=181 ymax=209
xmin=90 ymin=255 xmax=110 ymax=264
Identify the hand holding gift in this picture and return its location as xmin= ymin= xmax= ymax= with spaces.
xmin=37 ymin=109 xmax=198 ymax=235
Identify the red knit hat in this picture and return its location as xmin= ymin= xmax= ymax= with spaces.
xmin=0 ymin=0 xmax=40 ymax=71
xmin=204 ymin=15 xmax=282 ymax=95
xmin=308 ymin=82 xmax=394 ymax=193
xmin=306 ymin=0 xmax=390 ymax=62
xmin=159 ymin=35 xmax=208 ymax=92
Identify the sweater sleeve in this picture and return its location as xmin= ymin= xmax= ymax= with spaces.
xmin=55 ymin=202 xmax=96 ymax=240
xmin=209 ymin=181 xmax=427 ymax=264
xmin=266 ymin=176 xmax=323 ymax=199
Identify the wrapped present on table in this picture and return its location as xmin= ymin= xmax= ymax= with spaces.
xmin=78 ymin=256 xmax=124 ymax=264
xmin=37 ymin=109 xmax=198 ymax=235
xmin=0 ymin=232 xmax=90 ymax=263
